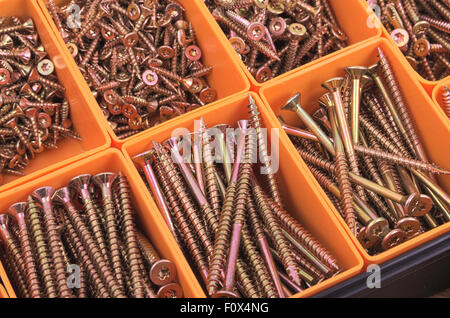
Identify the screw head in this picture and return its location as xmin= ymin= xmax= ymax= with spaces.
xmin=157 ymin=283 xmax=183 ymax=298
xmin=185 ymin=45 xmax=202 ymax=61
xmin=142 ymin=70 xmax=159 ymax=86
xmin=366 ymin=217 xmax=389 ymax=240
xmin=414 ymin=38 xmax=430 ymax=57
xmin=166 ymin=3 xmax=183 ymax=21
xmin=381 ymin=229 xmax=406 ymax=250
xmin=390 ymin=28 xmax=409 ymax=50
xmin=127 ymin=2 xmax=141 ymax=21
xmin=269 ymin=17 xmax=286 ymax=36
xmin=38 ymin=112 xmax=52 ymax=128
xmin=413 ymin=21 xmax=430 ymax=36
xmin=101 ymin=28 xmax=115 ymax=41
xmin=150 ymin=259 xmax=177 ymax=286
xmin=122 ymin=104 xmax=138 ymax=119
xmin=229 ymin=36 xmax=246 ymax=54
xmin=396 ymin=217 xmax=421 ymax=238
xmin=157 ymin=45 xmax=175 ymax=59
xmin=0 ymin=68 xmax=11 ymax=85
xmin=288 ymin=23 xmax=307 ymax=39
xmin=199 ymin=87 xmax=217 ymax=104
xmin=255 ymin=66 xmax=272 ymax=83
xmin=357 ymin=226 xmax=378 ymax=249
xmin=128 ymin=115 xmax=142 ymax=130
xmin=123 ymin=32 xmax=139 ymax=47
xmin=103 ymin=89 xmax=120 ymax=105
xmin=37 ymin=59 xmax=54 ymax=76
xmin=247 ymin=22 xmax=265 ymax=41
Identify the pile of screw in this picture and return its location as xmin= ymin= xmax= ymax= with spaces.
xmin=0 ymin=16 xmax=80 ymax=184
xmin=369 ymin=0 xmax=450 ymax=81
xmin=0 ymin=172 xmax=183 ymax=298
xmin=442 ymin=85 xmax=450 ymax=118
xmin=47 ymin=0 xmax=217 ymax=140
xmin=204 ymin=0 xmax=348 ymax=83
xmin=279 ymin=47 xmax=450 ymax=255
xmin=133 ymin=96 xmax=341 ymax=298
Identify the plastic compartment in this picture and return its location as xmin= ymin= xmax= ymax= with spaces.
xmin=0 ymin=149 xmax=201 ymax=298
xmin=260 ymin=37 xmax=450 ymax=265
xmin=0 ymin=0 xmax=111 ymax=193
xmin=432 ymin=79 xmax=450 ymax=122
xmin=122 ymin=92 xmax=364 ymax=298
xmin=37 ymin=0 xmax=250 ymax=148
xmin=199 ymin=0 xmax=381 ymax=90
xmin=360 ymin=0 xmax=449 ymax=95
xmin=0 ymin=284 xmax=8 ymax=298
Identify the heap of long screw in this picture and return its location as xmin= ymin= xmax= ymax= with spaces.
xmin=0 ymin=172 xmax=182 ymax=298
xmin=0 ymin=16 xmax=80 ymax=183
xmin=369 ymin=0 xmax=450 ymax=81
xmin=47 ymin=0 xmax=217 ymax=139
xmin=134 ymin=96 xmax=341 ymax=298
xmin=204 ymin=0 xmax=348 ymax=83
xmin=279 ymin=47 xmax=450 ymax=255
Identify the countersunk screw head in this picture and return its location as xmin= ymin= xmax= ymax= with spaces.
xmin=269 ymin=17 xmax=286 ymax=36
xmin=413 ymin=38 xmax=430 ymax=57
xmin=37 ymin=59 xmax=54 ymax=76
xmin=150 ymin=259 xmax=177 ymax=286
xmin=157 ymin=282 xmax=183 ymax=298
xmin=0 ymin=68 xmax=10 ymax=85
xmin=185 ymin=45 xmax=202 ymax=61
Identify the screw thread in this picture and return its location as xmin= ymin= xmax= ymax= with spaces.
xmin=1 ymin=245 xmax=30 ymax=298
xmin=377 ymin=48 xmax=424 ymax=160
xmin=207 ymin=182 xmax=237 ymax=296
xmin=241 ymin=223 xmax=278 ymax=298
xmin=27 ymin=199 xmax=58 ymax=297
xmin=235 ymin=258 xmax=260 ymax=298
xmin=334 ymin=153 xmax=358 ymax=235
xmin=442 ymin=86 xmax=450 ymax=118
xmin=38 ymin=199 xmax=74 ymax=298
xmin=269 ymin=173 xmax=340 ymax=272
xmin=248 ymin=101 xmax=283 ymax=207
xmin=62 ymin=214 xmax=110 ymax=297
xmin=363 ymin=94 xmax=410 ymax=157
xmin=15 ymin=218 xmax=42 ymax=298
xmin=153 ymin=157 xmax=209 ymax=282
xmin=201 ymin=130 xmax=221 ymax=233
xmin=115 ymin=173 xmax=146 ymax=298
xmin=252 ymin=183 xmax=301 ymax=286
xmin=360 ymin=114 xmax=405 ymax=157
xmin=102 ymin=194 xmax=126 ymax=294
xmin=156 ymin=144 xmax=214 ymax=258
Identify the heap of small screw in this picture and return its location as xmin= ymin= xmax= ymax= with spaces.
xmin=368 ymin=0 xmax=450 ymax=81
xmin=279 ymin=47 xmax=450 ymax=255
xmin=203 ymin=0 xmax=348 ymax=83
xmin=0 ymin=16 xmax=80 ymax=183
xmin=0 ymin=172 xmax=183 ymax=298
xmin=47 ymin=0 xmax=217 ymax=139
xmin=442 ymin=85 xmax=450 ymax=118
xmin=133 ymin=96 xmax=341 ymax=298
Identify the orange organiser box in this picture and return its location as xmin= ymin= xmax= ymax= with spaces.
xmin=0 ymin=148 xmax=201 ymax=298
xmin=0 ymin=0 xmax=110 ymax=193
xmin=37 ymin=0 xmax=250 ymax=148
xmin=432 ymin=79 xmax=450 ymax=122
xmin=122 ymin=92 xmax=364 ymax=298
xmin=0 ymin=283 xmax=8 ymax=298
xmin=199 ymin=0 xmax=381 ymax=91
xmin=360 ymin=0 xmax=449 ymax=95
xmin=260 ymin=37 xmax=450 ymax=266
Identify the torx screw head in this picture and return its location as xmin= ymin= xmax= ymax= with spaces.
xmin=37 ymin=59 xmax=54 ymax=76
xmin=414 ymin=38 xmax=430 ymax=57
xmin=150 ymin=259 xmax=177 ymax=286
xmin=157 ymin=283 xmax=183 ymax=298
xmin=247 ymin=22 xmax=265 ymax=41
xmin=185 ymin=45 xmax=202 ymax=61
xmin=269 ymin=17 xmax=286 ymax=36
xmin=0 ymin=68 xmax=10 ymax=85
